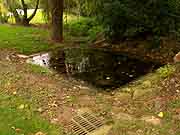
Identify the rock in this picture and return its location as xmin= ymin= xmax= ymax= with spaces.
xmin=174 ymin=52 xmax=180 ymax=63
xmin=140 ymin=116 xmax=161 ymax=126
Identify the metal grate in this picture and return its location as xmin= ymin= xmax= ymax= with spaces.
xmin=68 ymin=112 xmax=104 ymax=135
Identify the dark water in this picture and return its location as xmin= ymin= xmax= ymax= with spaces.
xmin=50 ymin=48 xmax=161 ymax=88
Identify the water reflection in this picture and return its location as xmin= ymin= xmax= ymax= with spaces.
xmin=50 ymin=48 xmax=161 ymax=88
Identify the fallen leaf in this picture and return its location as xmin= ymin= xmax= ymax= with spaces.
xmin=158 ymin=112 xmax=164 ymax=118
xmin=18 ymin=104 xmax=25 ymax=109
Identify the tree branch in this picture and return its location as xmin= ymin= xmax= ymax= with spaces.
xmin=21 ymin=0 xmax=28 ymax=19
xmin=28 ymin=0 xmax=40 ymax=21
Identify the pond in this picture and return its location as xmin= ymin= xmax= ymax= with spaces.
xmin=50 ymin=48 xmax=162 ymax=88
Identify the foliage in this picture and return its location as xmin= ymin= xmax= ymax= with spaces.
xmin=4 ymin=0 xmax=38 ymax=9
xmin=0 ymin=2 xmax=9 ymax=23
xmin=0 ymin=12 xmax=9 ymax=23
xmin=96 ymin=0 xmax=180 ymax=43
xmin=3 ymin=0 xmax=40 ymax=25
xmin=64 ymin=0 xmax=98 ymax=16
xmin=65 ymin=17 xmax=103 ymax=40
xmin=157 ymin=64 xmax=175 ymax=78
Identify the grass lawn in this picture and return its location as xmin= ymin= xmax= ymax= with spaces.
xmin=0 ymin=16 xmax=98 ymax=54
xmin=0 ymin=92 xmax=63 ymax=135
xmin=0 ymin=24 xmax=53 ymax=54
xmin=3 ymin=10 xmax=77 ymax=55
xmin=0 ymin=9 xmax=102 ymax=55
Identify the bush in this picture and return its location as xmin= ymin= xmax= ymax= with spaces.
xmin=65 ymin=17 xmax=103 ymax=40
xmin=157 ymin=65 xmax=175 ymax=78
xmin=97 ymin=0 xmax=180 ymax=43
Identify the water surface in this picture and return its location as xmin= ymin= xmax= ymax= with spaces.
xmin=50 ymin=48 xmax=161 ymax=88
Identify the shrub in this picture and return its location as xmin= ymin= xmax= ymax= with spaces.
xmin=65 ymin=17 xmax=103 ymax=40
xmin=97 ymin=0 xmax=180 ymax=44
xmin=157 ymin=65 xmax=175 ymax=78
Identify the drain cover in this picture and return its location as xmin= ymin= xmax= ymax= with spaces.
xmin=68 ymin=112 xmax=104 ymax=135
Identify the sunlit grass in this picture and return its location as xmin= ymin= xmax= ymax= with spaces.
xmin=0 ymin=24 xmax=51 ymax=54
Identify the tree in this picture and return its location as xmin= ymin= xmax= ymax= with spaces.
xmin=20 ymin=0 xmax=40 ymax=26
xmin=64 ymin=0 xmax=98 ymax=16
xmin=50 ymin=0 xmax=64 ymax=42
xmin=4 ymin=0 xmax=40 ymax=26
xmin=96 ymin=0 xmax=180 ymax=43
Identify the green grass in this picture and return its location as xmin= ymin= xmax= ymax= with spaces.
xmin=26 ymin=64 xmax=52 ymax=75
xmin=1 ymin=10 xmax=103 ymax=54
xmin=0 ymin=93 xmax=63 ymax=135
xmin=0 ymin=24 xmax=52 ymax=54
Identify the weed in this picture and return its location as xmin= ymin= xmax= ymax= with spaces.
xmin=157 ymin=65 xmax=175 ymax=78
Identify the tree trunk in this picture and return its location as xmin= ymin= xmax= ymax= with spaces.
xmin=21 ymin=0 xmax=40 ymax=26
xmin=50 ymin=0 xmax=64 ymax=42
